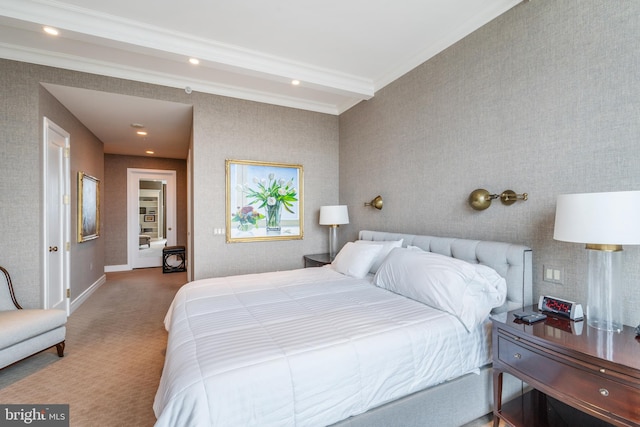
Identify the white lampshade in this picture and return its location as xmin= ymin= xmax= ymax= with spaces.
xmin=554 ymin=191 xmax=640 ymax=245
xmin=319 ymin=205 xmax=349 ymax=225
xmin=553 ymin=190 xmax=640 ymax=332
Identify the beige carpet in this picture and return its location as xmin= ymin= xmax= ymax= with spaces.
xmin=0 ymin=268 xmax=186 ymax=427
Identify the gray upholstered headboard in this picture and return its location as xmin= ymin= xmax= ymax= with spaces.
xmin=358 ymin=230 xmax=533 ymax=312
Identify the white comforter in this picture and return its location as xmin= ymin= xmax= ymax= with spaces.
xmin=153 ymin=266 xmax=492 ymax=427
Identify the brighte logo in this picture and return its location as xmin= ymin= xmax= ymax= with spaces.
xmin=0 ymin=405 xmax=68 ymax=426
xmin=4 ymin=408 xmax=46 ymax=424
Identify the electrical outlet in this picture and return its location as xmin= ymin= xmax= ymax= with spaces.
xmin=543 ymin=265 xmax=563 ymax=285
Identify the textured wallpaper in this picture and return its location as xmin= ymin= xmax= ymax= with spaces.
xmin=103 ymin=154 xmax=188 ymax=267
xmin=190 ymin=96 xmax=339 ymax=279
xmin=39 ymin=87 xmax=106 ymax=305
xmin=339 ymin=0 xmax=640 ymax=326
xmin=0 ymin=57 xmax=339 ymax=305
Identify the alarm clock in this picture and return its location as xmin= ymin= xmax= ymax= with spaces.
xmin=538 ymin=295 xmax=584 ymax=321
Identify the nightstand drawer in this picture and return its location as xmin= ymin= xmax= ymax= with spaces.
xmin=498 ymin=335 xmax=640 ymax=422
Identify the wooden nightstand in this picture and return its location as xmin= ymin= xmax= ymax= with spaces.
xmin=492 ymin=307 xmax=640 ymax=427
xmin=303 ymin=253 xmax=332 ymax=268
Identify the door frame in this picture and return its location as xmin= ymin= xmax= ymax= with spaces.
xmin=42 ymin=117 xmax=70 ymax=314
xmin=127 ymin=168 xmax=177 ymax=269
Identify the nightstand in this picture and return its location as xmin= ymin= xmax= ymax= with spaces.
xmin=303 ymin=253 xmax=332 ymax=268
xmin=492 ymin=307 xmax=640 ymax=427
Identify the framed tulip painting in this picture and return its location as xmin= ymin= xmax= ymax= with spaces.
xmin=226 ymin=159 xmax=303 ymax=242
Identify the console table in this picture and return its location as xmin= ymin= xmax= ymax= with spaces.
xmin=492 ymin=307 xmax=640 ymax=427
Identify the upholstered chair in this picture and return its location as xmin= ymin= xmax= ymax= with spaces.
xmin=0 ymin=266 xmax=66 ymax=369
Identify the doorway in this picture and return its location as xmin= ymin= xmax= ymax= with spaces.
xmin=127 ymin=169 xmax=177 ymax=269
xmin=43 ymin=118 xmax=70 ymax=314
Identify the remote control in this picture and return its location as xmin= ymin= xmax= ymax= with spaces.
xmin=513 ymin=311 xmax=547 ymax=324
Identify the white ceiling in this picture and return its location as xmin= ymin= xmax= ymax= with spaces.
xmin=42 ymin=83 xmax=193 ymax=159
xmin=1 ymin=0 xmax=523 ymax=159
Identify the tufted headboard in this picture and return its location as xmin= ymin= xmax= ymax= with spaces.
xmin=358 ymin=230 xmax=533 ymax=312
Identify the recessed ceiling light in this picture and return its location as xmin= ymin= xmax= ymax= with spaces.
xmin=43 ymin=26 xmax=59 ymax=36
xmin=291 ymin=80 xmax=301 ymax=86
xmin=130 ymin=123 xmax=145 ymax=129
xmin=145 ymin=150 xmax=154 ymax=155
xmin=136 ymin=131 xmax=148 ymax=136
xmin=189 ymin=58 xmax=200 ymax=65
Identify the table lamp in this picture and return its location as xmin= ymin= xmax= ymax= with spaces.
xmin=319 ymin=205 xmax=349 ymax=260
xmin=553 ymin=191 xmax=640 ymax=332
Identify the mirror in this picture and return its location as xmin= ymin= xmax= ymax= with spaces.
xmin=138 ymin=179 xmax=166 ymax=258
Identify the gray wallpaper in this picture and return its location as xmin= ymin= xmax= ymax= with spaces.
xmin=0 ymin=61 xmax=42 ymax=306
xmin=103 ymin=154 xmax=188 ymax=267
xmin=339 ymin=0 xmax=640 ymax=326
xmin=190 ymin=96 xmax=339 ymax=279
xmin=0 ymin=77 xmax=105 ymax=307
xmin=39 ymin=87 xmax=106 ymax=306
xmin=0 ymin=58 xmax=339 ymax=307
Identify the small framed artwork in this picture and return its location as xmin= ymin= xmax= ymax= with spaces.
xmin=144 ymin=215 xmax=156 ymax=222
xmin=78 ymin=171 xmax=100 ymax=243
xmin=226 ymin=159 xmax=303 ymax=242
xmin=139 ymin=207 xmax=146 ymax=214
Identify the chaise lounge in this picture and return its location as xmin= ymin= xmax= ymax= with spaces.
xmin=0 ymin=266 xmax=66 ymax=369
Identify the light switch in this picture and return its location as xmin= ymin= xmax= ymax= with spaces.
xmin=543 ymin=265 xmax=563 ymax=285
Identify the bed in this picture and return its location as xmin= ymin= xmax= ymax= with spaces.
xmin=153 ymin=230 xmax=532 ymax=427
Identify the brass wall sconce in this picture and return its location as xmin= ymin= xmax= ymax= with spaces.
xmin=468 ymin=189 xmax=528 ymax=211
xmin=364 ymin=195 xmax=383 ymax=210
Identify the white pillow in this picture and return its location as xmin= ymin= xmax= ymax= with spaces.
xmin=331 ymin=242 xmax=383 ymax=278
xmin=373 ymin=248 xmax=506 ymax=331
xmin=354 ymin=239 xmax=403 ymax=273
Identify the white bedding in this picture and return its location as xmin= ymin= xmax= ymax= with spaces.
xmin=153 ymin=266 xmax=492 ymax=427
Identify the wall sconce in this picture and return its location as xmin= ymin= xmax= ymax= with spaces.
xmin=364 ymin=195 xmax=383 ymax=210
xmin=468 ymin=189 xmax=528 ymax=211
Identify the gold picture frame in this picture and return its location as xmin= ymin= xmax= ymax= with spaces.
xmin=226 ymin=159 xmax=303 ymax=242
xmin=77 ymin=171 xmax=100 ymax=242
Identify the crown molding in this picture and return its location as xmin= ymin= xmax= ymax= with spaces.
xmin=0 ymin=43 xmax=342 ymax=115
xmin=1 ymin=0 xmax=374 ymax=100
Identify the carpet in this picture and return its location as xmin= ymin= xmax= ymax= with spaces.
xmin=0 ymin=268 xmax=186 ymax=427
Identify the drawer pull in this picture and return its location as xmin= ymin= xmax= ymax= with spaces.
xmin=599 ymin=388 xmax=609 ymax=397
xmin=513 ymin=353 xmax=522 ymax=359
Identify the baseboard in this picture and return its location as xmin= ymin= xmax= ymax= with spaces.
xmin=104 ymin=264 xmax=131 ymax=272
xmin=70 ymin=274 xmax=106 ymax=314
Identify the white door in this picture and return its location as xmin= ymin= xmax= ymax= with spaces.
xmin=128 ymin=169 xmax=177 ymax=269
xmin=43 ymin=118 xmax=70 ymax=314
